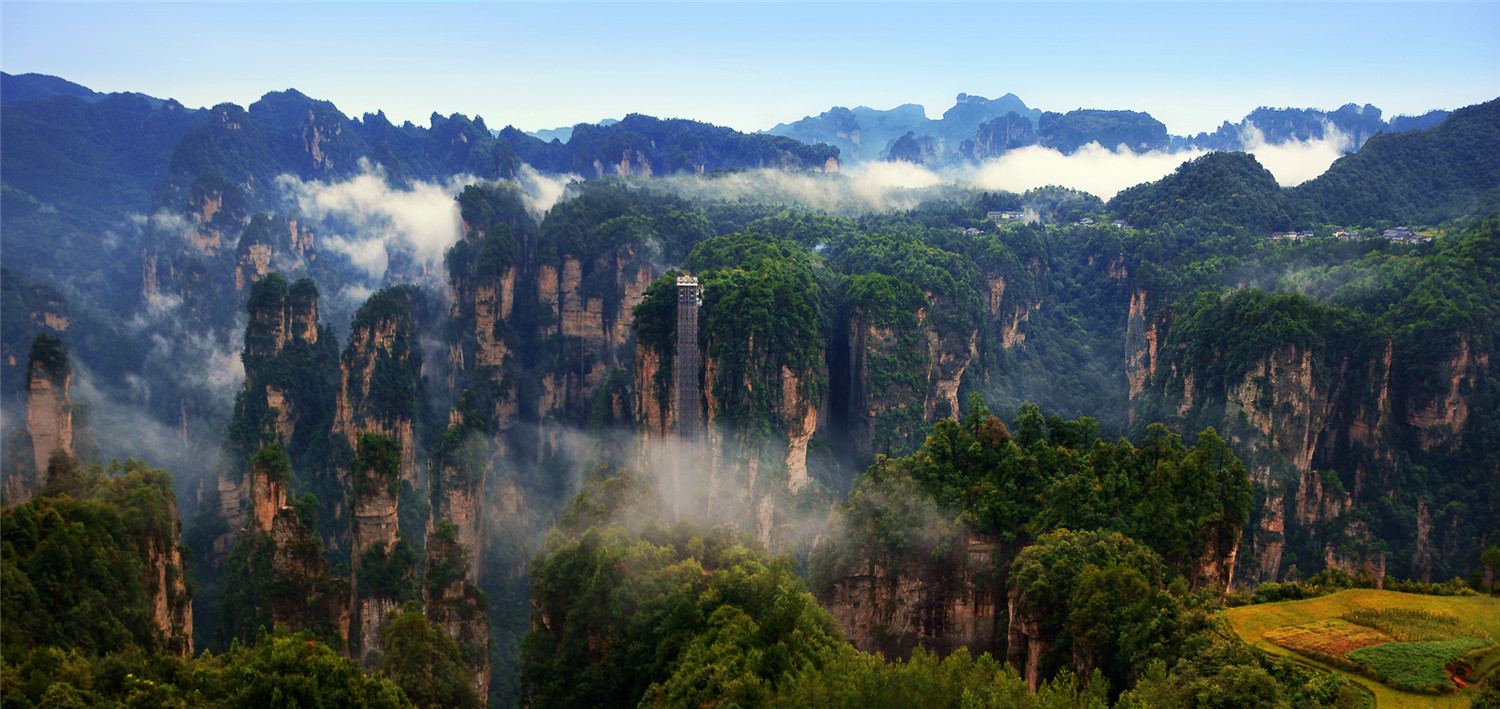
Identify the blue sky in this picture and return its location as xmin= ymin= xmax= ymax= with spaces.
xmin=3 ymin=2 xmax=1498 ymax=136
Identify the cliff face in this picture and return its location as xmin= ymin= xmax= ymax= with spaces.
xmin=245 ymin=277 xmax=320 ymax=357
xmin=351 ymin=441 xmax=404 ymax=666
xmin=445 ymin=202 xmax=520 ymax=431
xmin=1124 ymin=289 xmax=1163 ymax=412
xmin=335 ymin=292 xmax=422 ymax=488
xmin=423 ymin=533 xmax=491 ymax=702
xmin=269 ymin=505 xmax=351 ymax=654
xmin=24 ymin=356 xmax=72 ymax=492
xmin=212 ymin=443 xmax=289 ymax=560
xmin=846 ymin=291 xmax=982 ymax=461
xmin=534 ymin=248 xmax=658 ymax=422
xmin=822 ymin=533 xmax=1000 ymax=659
xmin=634 ymin=341 xmax=673 ymax=445
xmin=235 ymin=218 xmax=316 ymax=292
xmin=146 ymin=493 xmax=194 ymax=656
xmin=718 ymin=358 xmax=826 ymax=542
xmin=211 ymin=276 xmax=328 ymax=564
xmin=969 ymin=113 xmax=1037 ymax=161
xmin=1134 ymin=337 xmax=1387 ymax=584
xmin=1403 ymin=332 xmax=1487 ymax=452
xmin=1124 ymin=287 xmax=1492 ymax=584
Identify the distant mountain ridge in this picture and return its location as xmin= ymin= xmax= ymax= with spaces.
xmin=767 ymin=92 xmax=1454 ymax=165
xmin=1 ymin=71 xmax=174 ymax=109
xmin=522 ymin=118 xmax=619 ymax=144
xmin=765 ymin=93 xmax=1042 ymax=163
xmin=2 ymin=72 xmax=1459 ymax=173
xmin=2 ymin=72 xmax=106 ymax=103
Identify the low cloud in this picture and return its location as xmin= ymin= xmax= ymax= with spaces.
xmin=968 ymin=143 xmax=1209 ymax=201
xmin=516 ymin=164 xmax=581 ymax=219
xmin=1239 ymin=122 xmax=1351 ymax=187
xmin=277 ymin=159 xmax=471 ymax=280
xmin=69 ymin=359 xmax=230 ymax=509
xmin=647 ymin=131 xmax=1345 ymax=214
xmin=846 ymin=160 xmax=950 ymax=203
xmin=653 ymin=163 xmax=953 ymax=215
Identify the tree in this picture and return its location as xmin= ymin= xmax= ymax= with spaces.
xmin=1481 ymin=544 xmax=1500 ymax=595
xmin=377 ymin=602 xmax=481 ymax=709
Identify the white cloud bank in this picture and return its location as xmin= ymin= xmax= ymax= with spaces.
xmin=969 ymin=143 xmax=1204 ymax=201
xmin=1239 ymin=123 xmax=1353 ymax=187
xmin=277 ymin=160 xmax=470 ymax=279
xmin=966 ymin=124 xmax=1350 ymax=200
xmin=277 ymin=160 xmax=583 ymax=281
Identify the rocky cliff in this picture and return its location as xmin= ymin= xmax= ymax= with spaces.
xmin=23 ymin=337 xmax=73 ymax=495
xmin=145 ymin=491 xmax=195 ymax=656
xmin=821 ymin=532 xmax=1000 ymax=659
xmin=423 ymin=530 xmax=491 ymax=702
xmin=534 ymin=247 xmax=658 ymax=422
xmin=965 ymin=112 xmax=1038 ymax=161
xmin=210 ymin=274 xmax=333 ymax=564
xmin=700 ymin=352 xmax=828 ymax=543
xmin=631 ymin=273 xmax=828 ymax=543
xmin=268 ymin=504 xmax=351 ymax=653
xmin=335 ymin=287 xmax=424 ymax=490
xmin=235 ymin=216 xmax=316 ymax=292
xmin=1125 ymin=286 xmax=1490 ymax=585
xmin=846 ymin=286 xmax=987 ymax=462
xmin=350 ymin=433 xmax=408 ymax=666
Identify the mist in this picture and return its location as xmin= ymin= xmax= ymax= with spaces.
xmin=71 ymin=361 xmax=228 ymax=482
xmin=501 ymin=418 xmax=848 ymax=554
xmin=277 ymin=159 xmax=472 ymax=281
xmin=1239 ymin=122 xmax=1352 ymax=186
xmin=968 ymin=143 xmax=1206 ymax=201
xmin=965 ymin=131 xmax=1347 ymax=201
xmin=652 ymin=162 xmax=955 ymax=215
xmin=515 ymin=164 xmax=582 ymax=219
xmin=647 ymin=128 xmax=1351 ymax=214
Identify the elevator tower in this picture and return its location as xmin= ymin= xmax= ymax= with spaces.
xmin=675 ymin=275 xmax=702 ymax=437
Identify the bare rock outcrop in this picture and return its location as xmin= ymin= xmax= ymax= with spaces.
xmin=349 ymin=434 xmax=407 ymax=666
xmin=822 ymin=533 xmax=1000 ymax=659
xmin=25 ymin=339 xmax=72 ymax=490
xmin=147 ymin=491 xmax=194 ymax=656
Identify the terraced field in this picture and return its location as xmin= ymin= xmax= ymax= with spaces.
xmin=1226 ymin=589 xmax=1500 ymax=709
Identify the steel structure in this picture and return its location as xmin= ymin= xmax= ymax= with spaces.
xmin=675 ymin=275 xmax=702 ymax=437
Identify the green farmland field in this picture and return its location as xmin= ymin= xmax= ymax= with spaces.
xmin=1226 ymin=589 xmax=1500 ymax=709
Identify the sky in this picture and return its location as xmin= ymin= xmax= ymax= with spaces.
xmin=3 ymin=2 xmax=1498 ymax=137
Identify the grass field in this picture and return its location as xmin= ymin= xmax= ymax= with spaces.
xmin=1226 ymin=589 xmax=1500 ymax=709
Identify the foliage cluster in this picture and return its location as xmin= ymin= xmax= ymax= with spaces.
xmin=377 ymin=602 xmax=482 ymax=709
xmin=818 ymin=398 xmax=1249 ymax=587
xmin=356 ymin=540 xmax=420 ymax=603
xmin=690 ymin=234 xmax=830 ymax=434
xmin=0 ymin=630 xmax=414 ymax=709
xmin=1296 ymin=97 xmax=1500 ymax=225
xmin=351 ymin=432 xmax=402 ymax=500
xmin=25 ymin=333 xmax=70 ymax=385
xmin=2 ymin=457 xmax=183 ymax=657
xmin=522 ymin=518 xmax=846 ymax=708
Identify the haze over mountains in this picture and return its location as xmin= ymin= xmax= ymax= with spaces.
xmin=7 ymin=69 xmax=1452 ymax=172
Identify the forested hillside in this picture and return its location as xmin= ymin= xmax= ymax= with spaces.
xmin=3 ymin=77 xmax=1498 ymax=707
